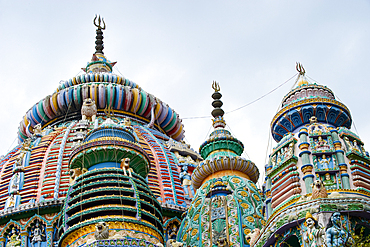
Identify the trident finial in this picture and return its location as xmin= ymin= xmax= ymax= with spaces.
xmin=212 ymin=81 xmax=220 ymax=92
xmin=296 ymin=62 xmax=305 ymax=76
xmin=94 ymin=15 xmax=106 ymax=30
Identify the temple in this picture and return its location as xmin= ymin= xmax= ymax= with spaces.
xmin=0 ymin=16 xmax=369 ymax=247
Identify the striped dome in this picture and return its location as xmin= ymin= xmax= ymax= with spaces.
xmin=18 ymin=73 xmax=184 ymax=142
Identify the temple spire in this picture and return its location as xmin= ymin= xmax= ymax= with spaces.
xmin=211 ymin=81 xmax=226 ymax=129
xmin=93 ymin=15 xmax=106 ymax=54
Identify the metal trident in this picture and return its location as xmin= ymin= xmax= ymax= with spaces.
xmin=296 ymin=62 xmax=305 ymax=76
xmin=94 ymin=15 xmax=106 ymax=30
xmin=212 ymin=81 xmax=220 ymax=92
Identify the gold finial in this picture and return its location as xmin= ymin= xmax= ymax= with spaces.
xmin=296 ymin=62 xmax=305 ymax=76
xmin=212 ymin=81 xmax=220 ymax=92
xmin=94 ymin=15 xmax=106 ymax=30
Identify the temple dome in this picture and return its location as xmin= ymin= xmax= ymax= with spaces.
xmin=271 ymin=65 xmax=352 ymax=142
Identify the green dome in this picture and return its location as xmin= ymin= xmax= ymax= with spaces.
xmin=177 ymin=175 xmax=264 ymax=246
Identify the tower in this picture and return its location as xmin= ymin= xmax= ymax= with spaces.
xmin=0 ymin=16 xmax=202 ymax=247
xmin=254 ymin=64 xmax=370 ymax=247
xmin=177 ymin=82 xmax=263 ymax=247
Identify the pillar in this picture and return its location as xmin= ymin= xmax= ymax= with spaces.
xmin=299 ymin=127 xmax=314 ymax=193
xmin=0 ymin=237 xmax=5 ymax=247
xmin=46 ymin=226 xmax=54 ymax=247
xmin=20 ymin=230 xmax=28 ymax=247
xmin=265 ymin=176 xmax=272 ymax=218
xmin=331 ymin=129 xmax=350 ymax=189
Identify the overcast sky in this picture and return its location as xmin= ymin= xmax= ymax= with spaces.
xmin=1 ymin=1 xmax=370 ymax=184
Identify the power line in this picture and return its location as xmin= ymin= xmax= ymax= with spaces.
xmin=182 ymin=73 xmax=298 ymax=120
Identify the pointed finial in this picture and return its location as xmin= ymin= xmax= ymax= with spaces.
xmin=212 ymin=81 xmax=220 ymax=92
xmin=296 ymin=62 xmax=306 ymax=76
xmin=94 ymin=15 xmax=106 ymax=30
xmin=94 ymin=15 xmax=105 ymax=54
xmin=211 ymin=81 xmax=225 ymax=128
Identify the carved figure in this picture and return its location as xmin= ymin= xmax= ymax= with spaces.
xmin=352 ymin=140 xmax=360 ymax=152
xmin=81 ymin=98 xmax=97 ymax=122
xmin=31 ymin=222 xmax=44 ymax=247
xmin=10 ymin=173 xmax=20 ymax=193
xmin=69 ymin=168 xmax=87 ymax=185
xmin=166 ymin=239 xmax=183 ymax=247
xmin=7 ymin=194 xmax=16 ymax=208
xmin=6 ymin=228 xmax=21 ymax=247
xmin=326 ymin=212 xmax=348 ymax=247
xmin=344 ymin=137 xmax=352 ymax=152
xmin=179 ymin=165 xmax=195 ymax=199
xmin=33 ymin=124 xmax=43 ymax=137
xmin=319 ymin=154 xmax=330 ymax=169
xmin=311 ymin=180 xmax=328 ymax=199
xmin=216 ymin=237 xmax=228 ymax=247
xmin=276 ymin=151 xmax=282 ymax=166
xmin=323 ymin=173 xmax=336 ymax=190
xmin=303 ymin=212 xmax=325 ymax=247
xmin=270 ymin=154 xmax=276 ymax=168
xmin=120 ymin=158 xmax=133 ymax=177
xmin=122 ymin=117 xmax=131 ymax=126
xmin=94 ymin=222 xmax=109 ymax=240
xmin=246 ymin=228 xmax=260 ymax=246
xmin=156 ymin=243 xmax=164 ymax=247
xmin=168 ymin=223 xmax=178 ymax=240
xmin=316 ymin=136 xmax=329 ymax=150
xmin=22 ymin=139 xmax=32 ymax=151
xmin=14 ymin=154 xmax=24 ymax=171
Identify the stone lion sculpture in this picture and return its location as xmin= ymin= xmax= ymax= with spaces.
xmin=81 ymin=98 xmax=97 ymax=122
xmin=166 ymin=239 xmax=183 ymax=247
xmin=94 ymin=221 xmax=109 ymax=240
xmin=246 ymin=228 xmax=260 ymax=246
xmin=311 ymin=180 xmax=328 ymax=199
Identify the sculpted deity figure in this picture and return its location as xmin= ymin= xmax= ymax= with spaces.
xmin=7 ymin=194 xmax=16 ymax=209
xmin=31 ymin=222 xmax=44 ymax=247
xmin=344 ymin=137 xmax=352 ymax=152
xmin=14 ymin=154 xmax=24 ymax=171
xmin=319 ymin=155 xmax=330 ymax=170
xmin=316 ymin=136 xmax=329 ymax=150
xmin=10 ymin=173 xmax=20 ymax=193
xmin=352 ymin=140 xmax=360 ymax=152
xmin=6 ymin=228 xmax=21 ymax=247
xmin=270 ymin=154 xmax=276 ymax=168
xmin=326 ymin=212 xmax=348 ymax=247
xmin=276 ymin=151 xmax=282 ymax=166
xmin=323 ymin=173 xmax=336 ymax=190
xmin=33 ymin=124 xmax=43 ymax=137
xmin=179 ymin=165 xmax=194 ymax=199
xmin=303 ymin=212 xmax=325 ymax=247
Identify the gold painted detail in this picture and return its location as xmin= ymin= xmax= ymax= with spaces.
xmin=202 ymin=170 xmax=250 ymax=187
xmin=207 ymin=149 xmax=236 ymax=157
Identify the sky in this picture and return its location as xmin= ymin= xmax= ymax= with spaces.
xmin=1 ymin=1 xmax=370 ymax=184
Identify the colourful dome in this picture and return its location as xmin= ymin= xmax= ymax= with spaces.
xmin=0 ymin=16 xmax=204 ymax=247
xmin=271 ymin=65 xmax=352 ymax=142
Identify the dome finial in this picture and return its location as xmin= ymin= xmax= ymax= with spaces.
xmin=212 ymin=80 xmax=220 ymax=92
xmin=93 ymin=15 xmax=106 ymax=54
xmin=296 ymin=62 xmax=309 ymax=87
xmin=296 ymin=62 xmax=305 ymax=76
xmin=211 ymin=81 xmax=225 ymax=128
